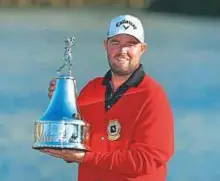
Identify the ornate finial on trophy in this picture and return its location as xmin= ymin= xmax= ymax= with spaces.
xmin=57 ymin=36 xmax=76 ymax=76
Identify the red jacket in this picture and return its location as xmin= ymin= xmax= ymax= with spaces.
xmin=77 ymin=74 xmax=174 ymax=181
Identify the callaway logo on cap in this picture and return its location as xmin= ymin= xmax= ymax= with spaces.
xmin=107 ymin=14 xmax=145 ymax=43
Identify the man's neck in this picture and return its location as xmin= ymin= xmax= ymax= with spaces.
xmin=111 ymin=72 xmax=131 ymax=92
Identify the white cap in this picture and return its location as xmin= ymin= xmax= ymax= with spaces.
xmin=107 ymin=15 xmax=144 ymax=43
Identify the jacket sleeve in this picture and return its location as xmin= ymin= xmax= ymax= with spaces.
xmin=81 ymin=86 xmax=175 ymax=176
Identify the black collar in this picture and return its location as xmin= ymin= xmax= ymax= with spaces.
xmin=102 ymin=64 xmax=145 ymax=88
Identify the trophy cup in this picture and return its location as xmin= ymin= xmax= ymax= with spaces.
xmin=32 ymin=36 xmax=90 ymax=151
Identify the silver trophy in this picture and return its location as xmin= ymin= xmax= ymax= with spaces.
xmin=32 ymin=36 xmax=90 ymax=151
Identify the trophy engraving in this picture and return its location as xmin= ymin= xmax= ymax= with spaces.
xmin=32 ymin=36 xmax=90 ymax=151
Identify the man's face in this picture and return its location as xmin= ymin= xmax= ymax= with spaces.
xmin=104 ymin=34 xmax=147 ymax=76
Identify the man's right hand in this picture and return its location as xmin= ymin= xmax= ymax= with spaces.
xmin=48 ymin=79 xmax=56 ymax=99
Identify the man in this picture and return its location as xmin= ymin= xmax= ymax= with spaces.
xmin=41 ymin=14 xmax=174 ymax=181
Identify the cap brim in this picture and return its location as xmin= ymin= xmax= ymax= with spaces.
xmin=107 ymin=32 xmax=144 ymax=43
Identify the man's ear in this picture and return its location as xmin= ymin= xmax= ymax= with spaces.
xmin=104 ymin=39 xmax=108 ymax=50
xmin=141 ymin=43 xmax=148 ymax=54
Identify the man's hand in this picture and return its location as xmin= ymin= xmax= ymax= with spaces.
xmin=40 ymin=149 xmax=86 ymax=163
xmin=48 ymin=79 xmax=56 ymax=99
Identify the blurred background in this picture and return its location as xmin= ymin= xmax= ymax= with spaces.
xmin=0 ymin=0 xmax=219 ymax=181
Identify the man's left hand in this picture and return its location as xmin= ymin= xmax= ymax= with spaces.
xmin=40 ymin=149 xmax=85 ymax=163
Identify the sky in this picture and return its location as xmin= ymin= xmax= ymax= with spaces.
xmin=0 ymin=7 xmax=219 ymax=181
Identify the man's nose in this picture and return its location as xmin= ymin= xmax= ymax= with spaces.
xmin=119 ymin=46 xmax=129 ymax=54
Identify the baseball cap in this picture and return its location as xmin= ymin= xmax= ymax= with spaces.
xmin=107 ymin=15 xmax=145 ymax=43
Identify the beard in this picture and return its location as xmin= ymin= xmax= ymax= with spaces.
xmin=107 ymin=54 xmax=139 ymax=76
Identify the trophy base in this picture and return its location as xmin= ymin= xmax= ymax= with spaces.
xmin=32 ymin=145 xmax=89 ymax=152
xmin=33 ymin=120 xmax=90 ymax=152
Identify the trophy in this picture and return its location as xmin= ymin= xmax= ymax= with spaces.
xmin=32 ymin=36 xmax=90 ymax=151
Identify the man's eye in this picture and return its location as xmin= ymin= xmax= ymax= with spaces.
xmin=111 ymin=42 xmax=119 ymax=45
xmin=128 ymin=43 xmax=136 ymax=47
